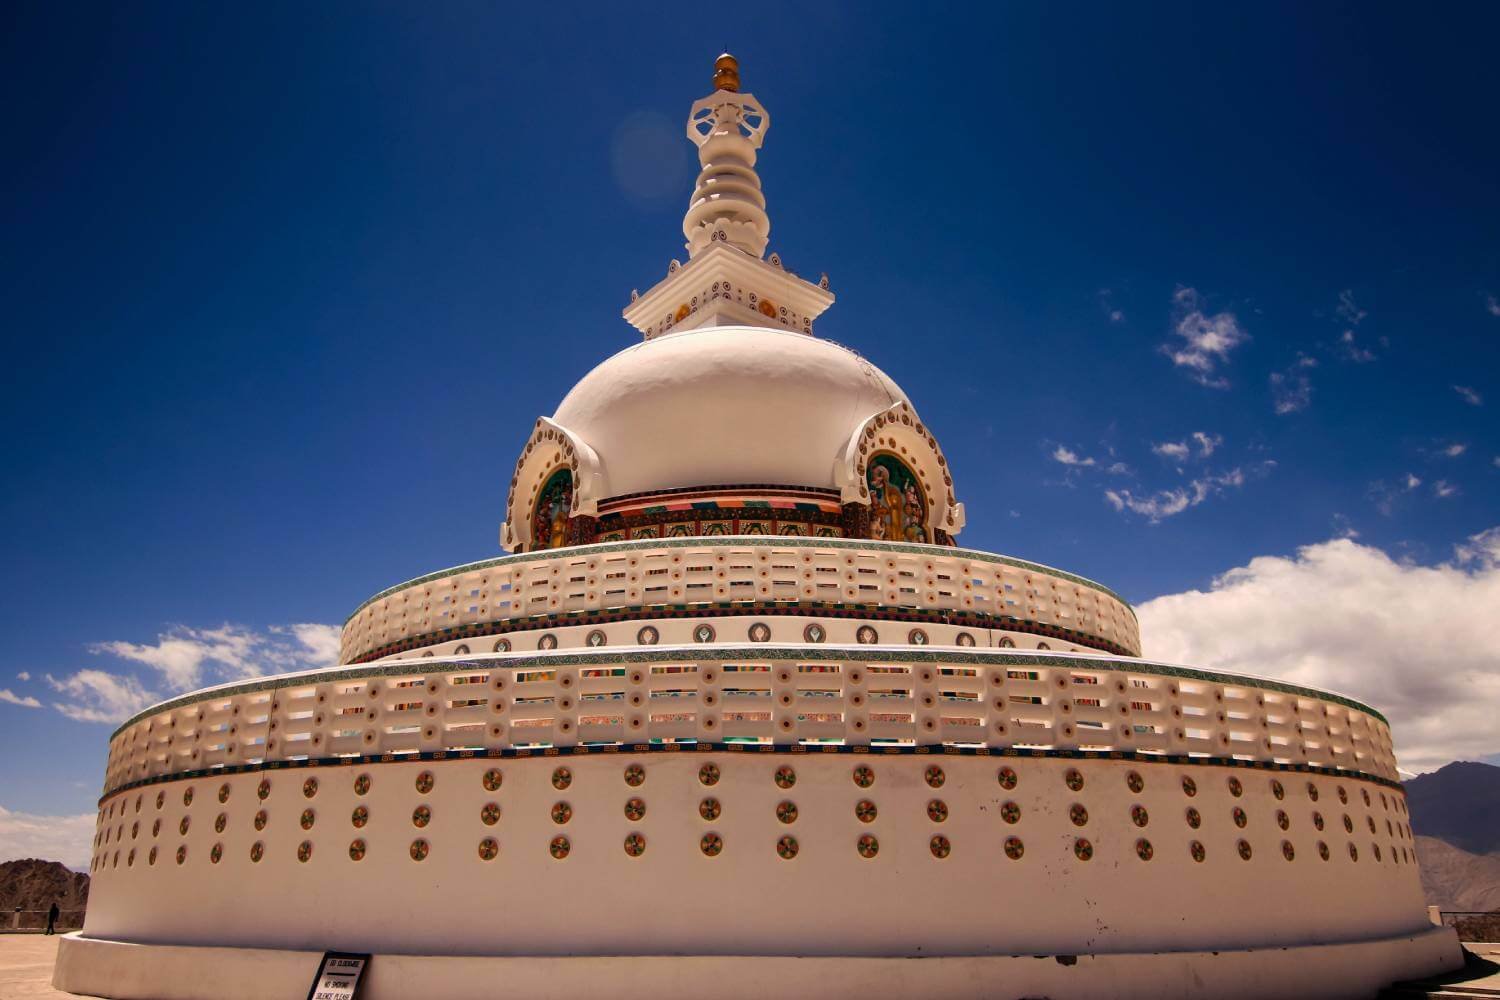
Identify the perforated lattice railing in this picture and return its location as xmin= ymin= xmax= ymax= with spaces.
xmin=336 ymin=539 xmax=1142 ymax=664
xmin=101 ymin=649 xmax=1398 ymax=796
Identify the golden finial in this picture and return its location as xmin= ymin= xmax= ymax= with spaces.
xmin=713 ymin=52 xmax=740 ymax=93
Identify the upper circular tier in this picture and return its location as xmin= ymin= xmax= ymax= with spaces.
xmin=553 ymin=326 xmax=906 ymax=498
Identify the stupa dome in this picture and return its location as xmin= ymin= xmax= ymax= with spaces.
xmin=552 ymin=324 xmax=906 ymax=498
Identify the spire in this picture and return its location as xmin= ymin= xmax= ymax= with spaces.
xmin=683 ymin=53 xmax=770 ymax=259
xmin=622 ymin=55 xmax=833 ymax=341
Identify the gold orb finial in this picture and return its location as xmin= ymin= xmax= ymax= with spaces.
xmin=713 ymin=52 xmax=740 ymax=93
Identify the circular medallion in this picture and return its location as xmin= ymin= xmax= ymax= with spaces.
xmin=1282 ymin=840 xmax=1296 ymax=861
xmin=927 ymin=800 xmax=948 ymax=823
xmin=253 ymin=810 xmax=266 ymax=832
xmin=693 ymin=624 xmax=716 ymax=643
xmin=776 ymin=801 xmax=798 ymax=824
xmin=1189 ymin=840 xmax=1206 ymax=863
xmin=586 ymin=629 xmax=607 ymax=648
xmin=925 ymin=765 xmax=945 ymax=789
xmin=1001 ymin=801 xmax=1021 ymax=824
xmin=1186 ymin=806 xmax=1202 ymax=829
xmin=1004 ymin=836 xmax=1024 ymax=860
xmin=250 ymin=842 xmax=263 ymax=863
xmin=300 ymin=809 xmax=315 ymax=831
xmin=623 ymin=833 xmax=646 ymax=857
xmin=1131 ymin=804 xmax=1149 ymax=828
xmin=699 ymin=797 xmax=721 ymax=821
xmin=481 ymin=802 xmax=500 ymax=826
xmin=551 ymin=802 xmax=572 ymax=825
xmin=930 ymin=835 xmax=952 ymax=859
xmin=700 ymin=833 xmax=723 ymax=857
xmin=179 ymin=816 xmax=190 ymax=836
xmin=349 ymin=839 xmax=366 ymax=862
xmin=698 ymin=763 xmax=720 ymax=786
xmin=1127 ymin=771 xmax=1145 ymax=794
xmin=624 ymin=798 xmax=646 ymax=822
xmin=1064 ymin=769 xmax=1084 ymax=792
xmin=176 ymin=845 xmax=187 ymax=865
xmin=855 ymin=800 xmax=877 ymax=823
xmin=1232 ymin=807 xmax=1247 ymax=828
xmin=354 ymin=774 xmax=371 ymax=796
xmin=853 ymin=765 xmax=875 ymax=788
xmin=257 ymin=780 xmax=270 ymax=801
xmin=1277 ymin=809 xmax=1290 ymax=831
xmin=478 ymin=838 xmax=499 ymax=861
xmin=748 ymin=623 xmax=771 ymax=643
xmin=415 ymin=771 xmax=434 ymax=794
xmin=549 ymin=836 xmax=570 ymax=860
xmin=856 ymin=625 xmax=878 ymax=645
xmin=210 ymin=843 xmax=222 ymax=864
xmin=1069 ymin=804 xmax=1089 ymax=827
xmin=1313 ymin=811 xmax=1325 ymax=831
xmin=776 ymin=836 xmax=799 ymax=860
xmin=624 ymin=764 xmax=645 ymax=787
xmin=214 ymin=813 xmax=226 ymax=834
xmin=482 ymin=768 xmax=503 ymax=792
xmin=637 ymin=626 xmax=659 ymax=646
xmin=411 ymin=839 xmax=430 ymax=862
xmin=552 ymin=767 xmax=571 ymax=790
xmin=774 ymin=766 xmax=796 ymax=789
xmin=538 ymin=634 xmax=557 ymax=650
xmin=1237 ymin=839 xmax=1253 ymax=861
xmin=303 ymin=777 xmax=318 ymax=799
xmin=1228 ymin=776 xmax=1243 ymax=798
xmin=804 ymin=624 xmax=826 ymax=643
xmin=956 ymin=632 xmax=975 ymax=647
xmin=412 ymin=805 xmax=431 ymax=828
xmin=297 ymin=841 xmax=312 ymax=863
xmin=352 ymin=806 xmax=369 ymax=829
xmin=1307 ymin=782 xmax=1320 ymax=801
xmin=857 ymin=834 xmax=879 ymax=859
xmin=218 ymin=783 xmax=230 ymax=804
xmin=998 ymin=766 xmax=1018 ymax=791
xmin=1318 ymin=840 xmax=1330 ymax=861
xmin=1181 ymin=775 xmax=1197 ymax=797
xmin=1136 ymin=838 xmax=1154 ymax=861
xmin=1272 ymin=779 xmax=1285 ymax=800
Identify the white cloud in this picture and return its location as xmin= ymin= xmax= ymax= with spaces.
xmin=1137 ymin=528 xmax=1500 ymax=773
xmin=1104 ymin=461 xmax=1131 ymax=475
xmin=1338 ymin=329 xmax=1377 ymax=363
xmin=1336 ymin=289 xmax=1368 ymax=327
xmin=1454 ymin=385 xmax=1483 ymax=407
xmin=1270 ymin=354 xmax=1317 ymax=414
xmin=1494 ymin=456 xmax=1500 ymax=469
xmin=1051 ymin=445 xmax=1095 ymax=467
xmin=1161 ymin=287 xmax=1249 ymax=389
xmin=1191 ymin=431 xmax=1222 ymax=457
xmin=1104 ymin=467 xmax=1252 ymax=523
xmin=47 ymin=622 xmax=342 ymax=725
xmin=16 ymin=671 xmax=30 ymax=682
xmin=0 ymin=806 xmax=96 ymax=869
xmin=1109 ymin=310 xmax=1125 ymax=323
xmin=0 ymin=689 xmax=41 ymax=709
xmin=1368 ymin=473 xmax=1424 ymax=516
xmin=1433 ymin=479 xmax=1460 ymax=498
xmin=1440 ymin=442 xmax=1468 ymax=458
xmin=1151 ymin=441 xmax=1190 ymax=462
xmin=1486 ymin=293 xmax=1500 ymax=317
xmin=46 ymin=670 xmax=155 ymax=724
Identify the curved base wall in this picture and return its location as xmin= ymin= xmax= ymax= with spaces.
xmin=83 ymin=753 xmax=1427 ymax=958
xmin=55 ymin=926 xmax=1464 ymax=1000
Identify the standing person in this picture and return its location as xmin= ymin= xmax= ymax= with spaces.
xmin=45 ymin=902 xmax=59 ymax=935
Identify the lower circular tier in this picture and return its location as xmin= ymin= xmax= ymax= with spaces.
xmin=81 ymin=751 xmax=1432 ymax=961
xmin=53 ymin=925 xmax=1465 ymax=1000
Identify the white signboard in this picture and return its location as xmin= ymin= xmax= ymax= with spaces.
xmin=306 ymin=952 xmax=369 ymax=1000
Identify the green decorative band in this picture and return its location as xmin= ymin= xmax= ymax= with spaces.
xmin=346 ymin=601 xmax=1134 ymax=664
xmin=342 ymin=537 xmax=1138 ymax=626
xmin=97 ymin=740 xmax=1405 ymax=808
xmin=110 ymin=646 xmax=1386 ymax=739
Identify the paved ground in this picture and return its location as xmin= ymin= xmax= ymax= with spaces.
xmin=0 ymin=936 xmax=98 ymax=999
xmin=2 ymin=934 xmax=1497 ymax=998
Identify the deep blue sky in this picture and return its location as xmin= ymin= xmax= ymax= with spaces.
xmin=3 ymin=3 xmax=1498 ymax=826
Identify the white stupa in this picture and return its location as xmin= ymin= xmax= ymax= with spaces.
xmin=56 ymin=55 xmax=1462 ymax=1000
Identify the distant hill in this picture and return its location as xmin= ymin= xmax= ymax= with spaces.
xmin=1414 ymin=836 xmax=1500 ymax=912
xmin=1406 ymin=761 xmax=1500 ymax=855
xmin=0 ymin=858 xmax=90 ymax=912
